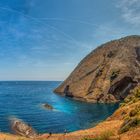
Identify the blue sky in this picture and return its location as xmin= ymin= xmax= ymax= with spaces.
xmin=0 ymin=0 xmax=140 ymax=80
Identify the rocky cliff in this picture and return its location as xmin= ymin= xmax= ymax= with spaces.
xmin=54 ymin=35 xmax=140 ymax=103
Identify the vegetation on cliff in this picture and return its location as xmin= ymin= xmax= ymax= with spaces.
xmin=82 ymin=85 xmax=140 ymax=140
xmin=118 ymin=86 xmax=140 ymax=134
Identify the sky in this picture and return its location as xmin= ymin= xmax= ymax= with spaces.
xmin=0 ymin=0 xmax=140 ymax=81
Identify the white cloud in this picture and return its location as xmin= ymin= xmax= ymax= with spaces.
xmin=117 ymin=0 xmax=140 ymax=25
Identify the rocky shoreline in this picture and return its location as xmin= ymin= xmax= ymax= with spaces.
xmin=55 ymin=35 xmax=140 ymax=103
xmin=2 ymin=85 xmax=139 ymax=140
xmin=1 ymin=36 xmax=140 ymax=140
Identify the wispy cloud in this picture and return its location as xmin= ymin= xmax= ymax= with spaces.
xmin=117 ymin=0 xmax=140 ymax=25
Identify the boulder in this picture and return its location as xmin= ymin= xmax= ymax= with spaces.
xmin=10 ymin=118 xmax=38 ymax=138
xmin=43 ymin=103 xmax=53 ymax=110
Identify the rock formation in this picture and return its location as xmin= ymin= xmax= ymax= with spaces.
xmin=10 ymin=118 xmax=38 ymax=138
xmin=43 ymin=103 xmax=53 ymax=110
xmin=54 ymin=35 xmax=140 ymax=103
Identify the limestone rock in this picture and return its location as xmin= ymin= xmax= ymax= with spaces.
xmin=43 ymin=103 xmax=53 ymax=110
xmin=10 ymin=118 xmax=38 ymax=138
xmin=54 ymin=35 xmax=140 ymax=103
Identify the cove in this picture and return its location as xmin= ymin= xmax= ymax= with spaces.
xmin=0 ymin=81 xmax=119 ymax=133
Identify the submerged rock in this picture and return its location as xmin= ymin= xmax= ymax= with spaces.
xmin=10 ymin=118 xmax=38 ymax=138
xmin=43 ymin=103 xmax=53 ymax=110
xmin=54 ymin=35 xmax=140 ymax=103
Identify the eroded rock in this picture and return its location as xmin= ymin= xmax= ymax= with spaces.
xmin=54 ymin=35 xmax=140 ymax=103
xmin=10 ymin=118 xmax=38 ymax=138
xmin=43 ymin=103 xmax=53 ymax=110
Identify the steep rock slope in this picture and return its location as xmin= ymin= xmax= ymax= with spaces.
xmin=54 ymin=35 xmax=140 ymax=103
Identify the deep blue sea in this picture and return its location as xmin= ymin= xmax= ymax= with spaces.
xmin=0 ymin=81 xmax=118 ymax=133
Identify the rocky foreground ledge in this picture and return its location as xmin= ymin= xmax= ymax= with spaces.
xmin=55 ymin=35 xmax=140 ymax=103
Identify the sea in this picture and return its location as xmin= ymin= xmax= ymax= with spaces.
xmin=0 ymin=81 xmax=119 ymax=133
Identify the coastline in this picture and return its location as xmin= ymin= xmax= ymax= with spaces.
xmin=1 ymin=85 xmax=140 ymax=140
xmin=0 ymin=120 xmax=123 ymax=140
xmin=1 ymin=100 xmax=140 ymax=140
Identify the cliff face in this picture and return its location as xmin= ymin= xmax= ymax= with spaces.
xmin=54 ymin=35 xmax=140 ymax=103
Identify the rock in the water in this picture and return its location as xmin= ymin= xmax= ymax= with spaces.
xmin=54 ymin=35 xmax=140 ymax=103
xmin=10 ymin=118 xmax=38 ymax=138
xmin=43 ymin=103 xmax=53 ymax=110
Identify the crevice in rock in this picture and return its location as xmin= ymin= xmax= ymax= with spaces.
xmin=109 ymin=77 xmax=137 ymax=100
xmin=135 ymin=47 xmax=140 ymax=62
xmin=107 ymin=51 xmax=114 ymax=58
xmin=97 ymin=94 xmax=104 ymax=102
xmin=79 ymin=65 xmax=100 ymax=80
xmin=64 ymin=85 xmax=73 ymax=97
xmin=87 ymin=76 xmax=100 ymax=95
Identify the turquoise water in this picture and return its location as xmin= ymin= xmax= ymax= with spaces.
xmin=0 ymin=81 xmax=118 ymax=133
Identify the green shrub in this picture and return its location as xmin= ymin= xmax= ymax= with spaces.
xmin=120 ymin=102 xmax=126 ymax=107
xmin=129 ymin=109 xmax=137 ymax=117
xmin=110 ymin=70 xmax=120 ymax=81
xmin=119 ymin=117 xmax=140 ymax=134
xmin=120 ymin=86 xmax=140 ymax=107
xmin=134 ymin=88 xmax=140 ymax=98
xmin=118 ymin=86 xmax=140 ymax=134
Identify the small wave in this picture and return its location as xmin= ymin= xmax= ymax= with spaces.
xmin=8 ymin=115 xmax=21 ymax=122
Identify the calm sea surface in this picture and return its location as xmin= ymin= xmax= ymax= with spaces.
xmin=0 ymin=81 xmax=118 ymax=133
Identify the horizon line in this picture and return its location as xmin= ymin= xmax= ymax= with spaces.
xmin=0 ymin=80 xmax=63 ymax=82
